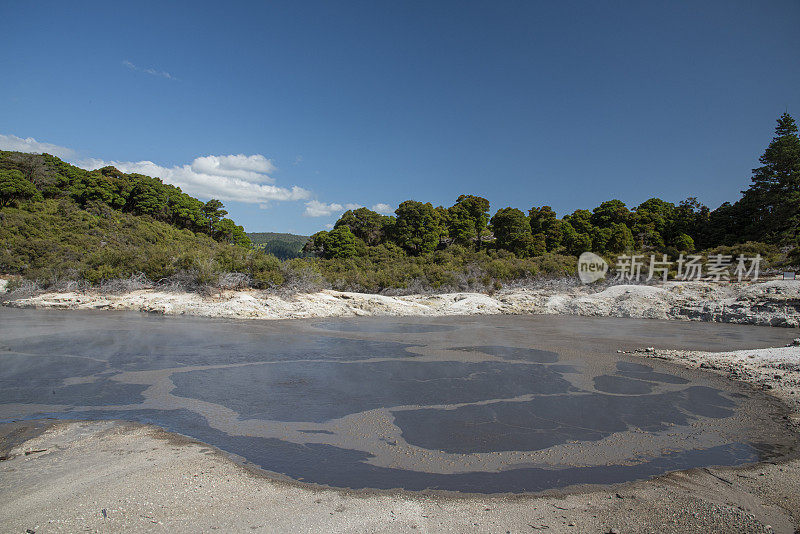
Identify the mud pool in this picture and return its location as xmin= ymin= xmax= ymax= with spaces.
xmin=0 ymin=308 xmax=797 ymax=494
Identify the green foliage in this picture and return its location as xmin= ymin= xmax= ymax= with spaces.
xmin=591 ymin=200 xmax=630 ymax=227
xmin=445 ymin=195 xmax=491 ymax=247
xmin=202 ymin=199 xmax=227 ymax=226
xmin=335 ymin=207 xmax=391 ymax=245
xmin=490 ymin=208 xmax=533 ymax=256
xmin=672 ymin=233 xmax=695 ymax=252
xmin=737 ymin=113 xmax=800 ymax=243
xmin=605 ymin=223 xmax=634 ymax=253
xmin=566 ymin=232 xmax=592 ymax=256
xmin=302 ymin=227 xmax=363 ymax=259
xmin=299 ymin=246 xmax=575 ymax=293
xmin=0 ymin=169 xmax=41 ymax=206
xmin=529 ymin=206 xmax=564 ymax=252
xmin=214 ymin=218 xmax=251 ymax=247
xmin=325 ymin=226 xmax=361 ymax=258
xmin=565 ymin=209 xmax=594 ymax=234
xmin=393 ymin=200 xmax=443 ymax=254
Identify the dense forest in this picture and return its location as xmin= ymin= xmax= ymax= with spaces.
xmin=1 ymin=113 xmax=798 ymax=293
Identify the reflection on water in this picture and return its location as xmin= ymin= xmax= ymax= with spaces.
xmin=0 ymin=308 xmax=797 ymax=493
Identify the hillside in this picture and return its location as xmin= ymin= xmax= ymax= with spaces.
xmin=247 ymin=232 xmax=310 ymax=260
xmin=0 ymin=151 xmax=283 ymax=288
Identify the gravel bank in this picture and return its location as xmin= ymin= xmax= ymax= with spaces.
xmin=4 ymin=279 xmax=800 ymax=327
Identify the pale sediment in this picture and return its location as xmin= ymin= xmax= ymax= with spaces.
xmin=4 ymin=279 xmax=800 ymax=327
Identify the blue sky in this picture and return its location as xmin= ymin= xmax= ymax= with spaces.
xmin=2 ymin=1 xmax=799 ymax=235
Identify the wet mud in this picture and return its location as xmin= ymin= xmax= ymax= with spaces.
xmin=1 ymin=308 xmax=797 ymax=493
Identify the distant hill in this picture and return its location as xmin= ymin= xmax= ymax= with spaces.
xmin=248 ymin=232 xmax=310 ymax=260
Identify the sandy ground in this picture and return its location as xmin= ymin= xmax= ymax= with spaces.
xmin=1 ymin=345 xmax=800 ymax=533
xmin=4 ymin=279 xmax=800 ymax=327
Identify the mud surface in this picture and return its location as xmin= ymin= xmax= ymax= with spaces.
xmin=1 ymin=308 xmax=797 ymax=494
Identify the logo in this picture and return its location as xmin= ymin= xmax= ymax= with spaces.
xmin=577 ymin=252 xmax=608 ymax=284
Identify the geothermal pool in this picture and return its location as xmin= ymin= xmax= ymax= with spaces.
xmin=0 ymin=308 xmax=797 ymax=493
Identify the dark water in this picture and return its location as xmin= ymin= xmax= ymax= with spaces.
xmin=0 ymin=308 xmax=797 ymax=494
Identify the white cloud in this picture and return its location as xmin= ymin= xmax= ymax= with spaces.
xmin=79 ymin=155 xmax=310 ymax=204
xmin=324 ymin=223 xmax=334 ymax=229
xmin=191 ymin=154 xmax=276 ymax=183
xmin=304 ymin=200 xmax=341 ymax=217
xmin=303 ymin=200 xmax=363 ymax=217
xmin=0 ymin=134 xmax=75 ymax=159
xmin=371 ymin=203 xmax=395 ymax=215
xmin=303 ymin=201 xmax=362 ymax=217
xmin=304 ymin=201 xmax=395 ymax=217
xmin=123 ymin=60 xmax=175 ymax=80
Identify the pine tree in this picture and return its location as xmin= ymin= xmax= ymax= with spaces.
xmin=739 ymin=113 xmax=800 ymax=243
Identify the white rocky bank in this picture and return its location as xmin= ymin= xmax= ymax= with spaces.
xmin=3 ymin=279 xmax=800 ymax=326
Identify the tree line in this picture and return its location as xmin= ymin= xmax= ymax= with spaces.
xmin=305 ymin=113 xmax=800 ymax=262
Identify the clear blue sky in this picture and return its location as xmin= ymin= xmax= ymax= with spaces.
xmin=2 ymin=1 xmax=799 ymax=234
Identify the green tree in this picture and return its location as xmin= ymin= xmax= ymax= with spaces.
xmin=564 ymin=209 xmax=594 ymax=234
xmin=491 ymin=207 xmax=532 ymax=255
xmin=672 ymin=197 xmax=708 ymax=243
xmin=591 ymin=227 xmax=611 ymax=253
xmin=564 ymin=232 xmax=592 ymax=256
xmin=393 ymin=200 xmax=443 ymax=254
xmin=304 ymin=231 xmax=331 ymax=256
xmin=738 ymin=113 xmax=800 ymax=243
xmin=303 ymin=227 xmax=362 ymax=258
xmin=673 ymin=233 xmax=695 ymax=252
xmin=335 ymin=207 xmax=389 ymax=245
xmin=127 ymin=175 xmax=169 ymax=218
xmin=591 ymin=199 xmax=630 ymax=228
xmin=529 ymin=206 xmax=562 ymax=251
xmin=0 ymin=169 xmax=40 ymax=207
xmin=166 ymin=188 xmax=206 ymax=231
xmin=631 ymin=198 xmax=675 ymax=249
xmin=528 ymin=206 xmax=557 ymax=234
xmin=605 ymin=222 xmax=634 ymax=253
xmin=446 ymin=195 xmax=490 ymax=247
xmin=214 ymin=218 xmax=252 ymax=247
xmin=700 ymin=201 xmax=739 ymax=247
xmin=71 ymin=167 xmax=129 ymax=209
xmin=202 ymin=199 xmax=228 ymax=227
xmin=326 ymin=225 xmax=360 ymax=258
